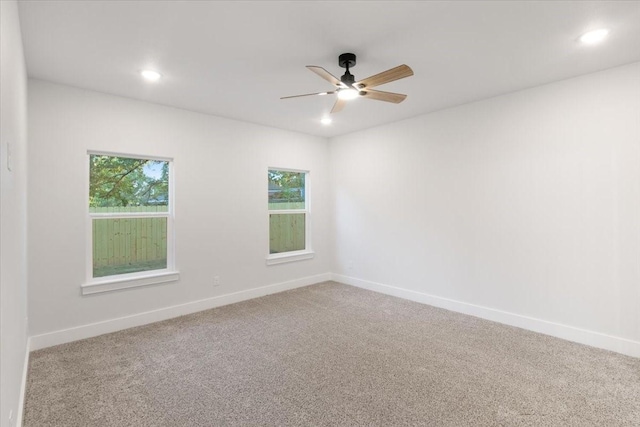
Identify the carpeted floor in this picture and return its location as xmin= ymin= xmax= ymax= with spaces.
xmin=24 ymin=281 xmax=640 ymax=426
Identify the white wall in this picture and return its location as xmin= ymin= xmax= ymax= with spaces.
xmin=23 ymin=61 xmax=640 ymax=358
xmin=0 ymin=1 xmax=29 ymax=425
xmin=331 ymin=62 xmax=640 ymax=355
xmin=28 ymin=80 xmax=331 ymax=341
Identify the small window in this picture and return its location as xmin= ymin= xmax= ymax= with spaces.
xmin=268 ymin=169 xmax=311 ymax=260
xmin=88 ymin=153 xmax=173 ymax=279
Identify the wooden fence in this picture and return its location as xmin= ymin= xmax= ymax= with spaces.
xmin=269 ymin=213 xmax=305 ymax=254
xmin=268 ymin=202 xmax=306 ymax=254
xmin=91 ymin=206 xmax=167 ymax=277
xmin=90 ymin=203 xmax=307 ymax=276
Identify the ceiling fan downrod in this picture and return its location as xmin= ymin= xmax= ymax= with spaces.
xmin=339 ymin=53 xmax=356 ymax=87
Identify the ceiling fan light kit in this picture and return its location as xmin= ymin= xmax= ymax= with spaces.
xmin=337 ymin=88 xmax=359 ymax=100
xmin=281 ymin=53 xmax=413 ymax=114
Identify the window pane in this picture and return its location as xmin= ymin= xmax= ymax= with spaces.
xmin=90 ymin=155 xmax=169 ymax=213
xmin=269 ymin=213 xmax=305 ymax=254
xmin=92 ymin=217 xmax=167 ymax=278
xmin=268 ymin=170 xmax=305 ymax=210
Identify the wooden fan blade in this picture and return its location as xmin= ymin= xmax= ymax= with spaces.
xmin=354 ymin=64 xmax=413 ymax=89
xmin=361 ymin=89 xmax=407 ymax=104
xmin=307 ymin=66 xmax=345 ymax=87
xmin=281 ymin=91 xmax=335 ymax=100
xmin=331 ymin=97 xmax=347 ymax=114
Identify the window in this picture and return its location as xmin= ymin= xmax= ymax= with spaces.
xmin=267 ymin=169 xmax=313 ymax=264
xmin=83 ymin=152 xmax=178 ymax=294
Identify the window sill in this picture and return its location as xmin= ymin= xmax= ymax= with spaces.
xmin=81 ymin=270 xmax=180 ymax=295
xmin=266 ymin=251 xmax=315 ymax=265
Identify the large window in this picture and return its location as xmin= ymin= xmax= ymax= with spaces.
xmin=267 ymin=169 xmax=312 ymax=264
xmin=86 ymin=152 xmax=175 ymax=290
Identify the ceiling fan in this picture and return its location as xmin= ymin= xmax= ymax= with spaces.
xmin=281 ymin=53 xmax=413 ymax=114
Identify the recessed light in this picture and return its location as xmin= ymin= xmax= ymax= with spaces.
xmin=337 ymin=88 xmax=359 ymax=100
xmin=141 ymin=70 xmax=162 ymax=81
xmin=320 ymin=117 xmax=332 ymax=125
xmin=579 ymin=29 xmax=609 ymax=44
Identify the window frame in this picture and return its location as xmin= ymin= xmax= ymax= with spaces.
xmin=82 ymin=150 xmax=179 ymax=295
xmin=266 ymin=167 xmax=314 ymax=265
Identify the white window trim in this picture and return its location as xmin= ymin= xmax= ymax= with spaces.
xmin=81 ymin=270 xmax=180 ymax=295
xmin=266 ymin=167 xmax=313 ymax=265
xmin=266 ymin=250 xmax=315 ymax=265
xmin=82 ymin=150 xmax=179 ymax=295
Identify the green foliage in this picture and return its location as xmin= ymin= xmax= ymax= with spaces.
xmin=268 ymin=170 xmax=305 ymax=203
xmin=90 ymin=155 xmax=169 ymax=207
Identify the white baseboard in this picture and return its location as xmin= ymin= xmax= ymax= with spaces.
xmin=28 ymin=272 xmax=640 ymax=358
xmin=16 ymin=337 xmax=30 ymax=427
xmin=332 ymin=274 xmax=640 ymax=359
xmin=30 ymin=273 xmax=331 ymax=351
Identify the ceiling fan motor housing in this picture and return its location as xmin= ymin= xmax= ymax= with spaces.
xmin=341 ymin=73 xmax=355 ymax=86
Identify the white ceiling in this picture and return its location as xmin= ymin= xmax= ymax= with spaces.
xmin=17 ymin=1 xmax=640 ymax=138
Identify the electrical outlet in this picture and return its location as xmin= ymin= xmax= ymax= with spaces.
xmin=213 ymin=276 xmax=220 ymax=286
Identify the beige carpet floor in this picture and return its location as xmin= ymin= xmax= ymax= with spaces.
xmin=24 ymin=281 xmax=640 ymax=426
